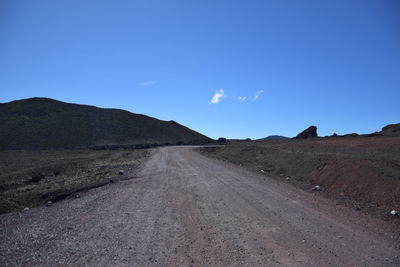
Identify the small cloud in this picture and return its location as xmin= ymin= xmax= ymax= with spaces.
xmin=137 ymin=80 xmax=157 ymax=87
xmin=209 ymin=89 xmax=226 ymax=104
xmin=238 ymin=96 xmax=247 ymax=101
xmin=253 ymin=90 xmax=264 ymax=100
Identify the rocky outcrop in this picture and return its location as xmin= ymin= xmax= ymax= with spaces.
xmin=294 ymin=126 xmax=317 ymax=139
xmin=381 ymin=123 xmax=400 ymax=136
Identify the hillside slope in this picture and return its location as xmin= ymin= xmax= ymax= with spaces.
xmin=0 ymin=98 xmax=211 ymax=149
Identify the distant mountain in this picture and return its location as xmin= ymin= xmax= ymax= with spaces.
xmin=0 ymin=98 xmax=211 ymax=149
xmin=257 ymin=135 xmax=289 ymax=141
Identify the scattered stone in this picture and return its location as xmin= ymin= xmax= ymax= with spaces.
xmin=260 ymin=170 xmax=265 ymax=173
xmin=30 ymin=171 xmax=45 ymax=183
xmin=118 ymin=170 xmax=124 ymax=175
xmin=75 ymin=194 xmax=80 ymax=198
xmin=294 ymin=126 xmax=318 ymax=139
xmin=312 ymin=185 xmax=321 ymax=191
xmin=285 ymin=177 xmax=290 ymax=181
xmin=46 ymin=201 xmax=53 ymax=207
xmin=23 ymin=207 xmax=30 ymax=211
xmin=390 ymin=210 xmax=398 ymax=216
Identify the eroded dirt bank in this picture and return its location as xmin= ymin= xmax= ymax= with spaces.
xmin=0 ymin=149 xmax=150 ymax=213
xmin=200 ymin=137 xmax=400 ymax=217
xmin=1 ymin=146 xmax=399 ymax=266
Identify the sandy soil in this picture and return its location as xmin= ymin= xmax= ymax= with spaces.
xmin=1 ymin=146 xmax=399 ymax=266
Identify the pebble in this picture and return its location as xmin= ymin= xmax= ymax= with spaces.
xmin=390 ymin=210 xmax=398 ymax=216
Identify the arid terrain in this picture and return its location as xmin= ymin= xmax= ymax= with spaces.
xmin=201 ymin=136 xmax=400 ymax=218
xmin=0 ymin=98 xmax=210 ymax=149
xmin=1 ymin=146 xmax=399 ymax=266
xmin=0 ymin=149 xmax=149 ymax=214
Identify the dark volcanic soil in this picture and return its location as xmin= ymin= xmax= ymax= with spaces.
xmin=200 ymin=137 xmax=400 ymax=219
xmin=0 ymin=146 xmax=399 ymax=266
xmin=0 ymin=149 xmax=149 ymax=213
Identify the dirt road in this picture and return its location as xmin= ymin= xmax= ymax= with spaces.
xmin=1 ymin=146 xmax=399 ymax=266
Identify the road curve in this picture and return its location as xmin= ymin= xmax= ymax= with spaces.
xmin=1 ymin=146 xmax=399 ymax=266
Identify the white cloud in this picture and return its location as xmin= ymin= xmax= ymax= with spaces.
xmin=253 ymin=90 xmax=264 ymax=100
xmin=238 ymin=96 xmax=247 ymax=101
xmin=136 ymin=80 xmax=157 ymax=87
xmin=209 ymin=89 xmax=226 ymax=104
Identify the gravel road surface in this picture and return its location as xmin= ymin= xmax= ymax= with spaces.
xmin=1 ymin=146 xmax=399 ymax=266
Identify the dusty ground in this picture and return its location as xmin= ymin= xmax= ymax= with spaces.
xmin=1 ymin=146 xmax=399 ymax=266
xmin=201 ymin=137 xmax=400 ymax=218
xmin=0 ymin=149 xmax=149 ymax=213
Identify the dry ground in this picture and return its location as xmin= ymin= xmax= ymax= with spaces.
xmin=200 ymin=136 xmax=400 ymax=218
xmin=0 ymin=149 xmax=149 ymax=213
xmin=1 ymin=146 xmax=399 ymax=266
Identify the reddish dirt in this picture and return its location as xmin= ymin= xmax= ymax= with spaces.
xmin=200 ymin=137 xmax=400 ymax=218
xmin=1 ymin=146 xmax=399 ymax=266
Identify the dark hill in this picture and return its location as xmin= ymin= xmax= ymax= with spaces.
xmin=379 ymin=123 xmax=400 ymax=137
xmin=256 ymin=135 xmax=288 ymax=141
xmin=0 ymin=98 xmax=211 ymax=149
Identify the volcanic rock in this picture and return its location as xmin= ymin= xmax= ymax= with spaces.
xmin=294 ymin=126 xmax=317 ymax=139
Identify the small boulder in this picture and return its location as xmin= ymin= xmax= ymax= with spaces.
xmin=390 ymin=210 xmax=398 ymax=216
xmin=312 ymin=185 xmax=321 ymax=191
xmin=294 ymin=126 xmax=317 ymax=139
xmin=118 ymin=170 xmax=124 ymax=175
xmin=218 ymin=137 xmax=227 ymax=143
xmin=30 ymin=171 xmax=45 ymax=183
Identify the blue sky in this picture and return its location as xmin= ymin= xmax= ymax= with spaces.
xmin=1 ymin=0 xmax=399 ymax=139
